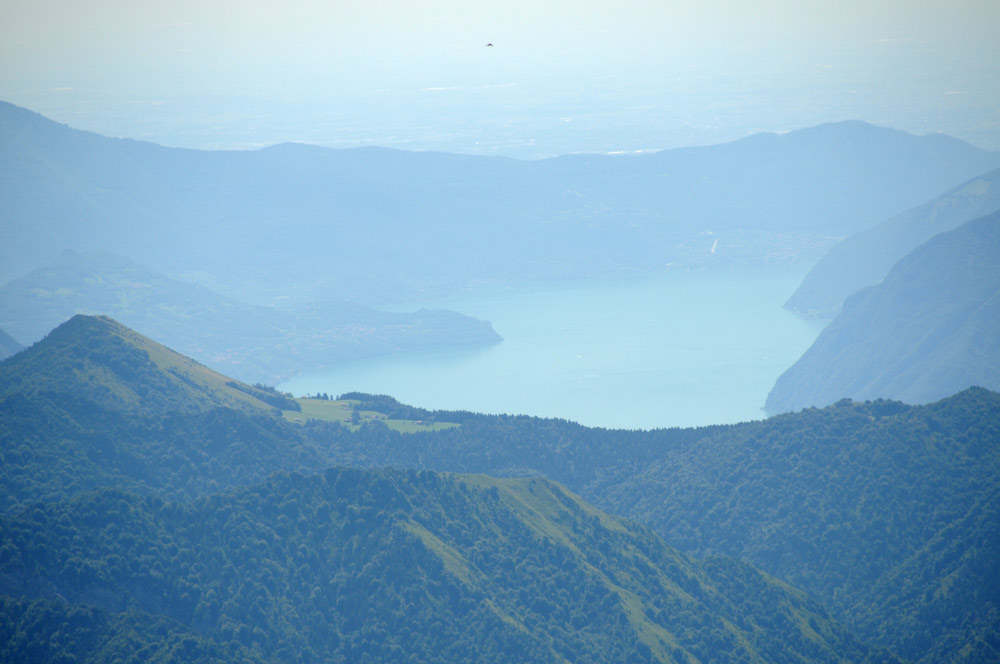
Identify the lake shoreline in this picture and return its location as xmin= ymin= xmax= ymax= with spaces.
xmin=279 ymin=266 xmax=827 ymax=430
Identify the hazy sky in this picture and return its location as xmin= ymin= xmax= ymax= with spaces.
xmin=2 ymin=0 xmax=998 ymax=156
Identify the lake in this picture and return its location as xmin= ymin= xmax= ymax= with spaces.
xmin=279 ymin=267 xmax=826 ymax=429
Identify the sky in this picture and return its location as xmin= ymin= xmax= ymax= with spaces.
xmin=2 ymin=0 xmax=999 ymax=157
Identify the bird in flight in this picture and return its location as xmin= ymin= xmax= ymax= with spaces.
xmin=486 ymin=43 xmax=494 ymax=47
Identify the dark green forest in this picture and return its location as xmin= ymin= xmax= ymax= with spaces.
xmin=1 ymin=469 xmax=897 ymax=663
xmin=1 ymin=315 xmax=997 ymax=662
xmin=315 ymin=391 xmax=1000 ymax=663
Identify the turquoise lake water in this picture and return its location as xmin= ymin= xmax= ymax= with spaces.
xmin=279 ymin=267 xmax=826 ymax=430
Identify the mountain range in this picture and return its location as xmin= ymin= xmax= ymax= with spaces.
xmin=3 ymin=315 xmax=997 ymax=663
xmin=313 ymin=389 xmax=1000 ymax=664
xmin=4 ymin=98 xmax=999 ymax=663
xmin=766 ymin=211 xmax=1000 ymax=414
xmin=5 ymin=100 xmax=1000 ymax=304
xmin=0 ymin=316 xmax=903 ymax=663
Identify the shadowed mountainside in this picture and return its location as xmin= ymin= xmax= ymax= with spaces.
xmin=786 ymin=167 xmax=1000 ymax=318
xmin=767 ymin=211 xmax=1000 ymax=414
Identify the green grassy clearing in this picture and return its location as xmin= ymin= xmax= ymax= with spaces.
xmin=283 ymin=398 xmax=459 ymax=433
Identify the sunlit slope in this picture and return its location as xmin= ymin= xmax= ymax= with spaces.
xmin=787 ymin=167 xmax=1000 ymax=318
xmin=0 ymin=315 xmax=326 ymax=511
xmin=767 ymin=211 xmax=1000 ymax=413
xmin=0 ymin=469 xmax=899 ymax=663
xmin=0 ymin=314 xmax=283 ymax=415
xmin=0 ymin=315 xmax=456 ymax=515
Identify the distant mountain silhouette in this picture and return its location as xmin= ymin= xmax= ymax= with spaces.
xmin=4 ymin=101 xmax=999 ymax=304
xmin=0 ymin=249 xmax=500 ymax=384
xmin=0 ymin=328 xmax=22 ymax=360
xmin=767 ymin=211 xmax=1000 ymax=413
xmin=787 ymin=167 xmax=1000 ymax=318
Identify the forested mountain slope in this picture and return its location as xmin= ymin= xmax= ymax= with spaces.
xmin=786 ymin=166 xmax=1000 ymax=318
xmin=766 ymin=211 xmax=1000 ymax=414
xmin=0 ymin=470 xmax=896 ymax=664
xmin=0 ymin=595 xmax=263 ymax=664
xmin=0 ymin=314 xmax=292 ymax=417
xmin=0 ymin=315 xmax=322 ymax=512
xmin=0 ymin=316 xmax=900 ymax=662
xmin=307 ymin=390 xmax=1000 ymax=664
xmin=5 ymin=100 xmax=999 ymax=303
xmin=3 ymin=314 xmax=995 ymax=662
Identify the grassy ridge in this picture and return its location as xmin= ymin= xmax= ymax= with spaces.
xmin=306 ymin=389 xmax=1000 ymax=663
xmin=0 ymin=470 xmax=898 ymax=663
xmin=0 ymin=315 xmax=280 ymax=416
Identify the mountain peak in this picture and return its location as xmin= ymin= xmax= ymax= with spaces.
xmin=0 ymin=314 xmax=284 ymax=416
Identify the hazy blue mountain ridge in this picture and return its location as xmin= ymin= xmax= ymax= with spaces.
xmin=0 ymin=329 xmax=22 ymax=360
xmin=766 ymin=211 xmax=1000 ymax=414
xmin=787 ymin=166 xmax=1000 ymax=318
xmin=0 ymin=249 xmax=500 ymax=384
xmin=5 ymin=101 xmax=1000 ymax=304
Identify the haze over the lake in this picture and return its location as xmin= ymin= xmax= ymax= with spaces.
xmin=2 ymin=0 xmax=998 ymax=156
xmin=3 ymin=0 xmax=999 ymax=426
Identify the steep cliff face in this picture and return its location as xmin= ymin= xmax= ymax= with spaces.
xmin=767 ymin=211 xmax=1000 ymax=414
